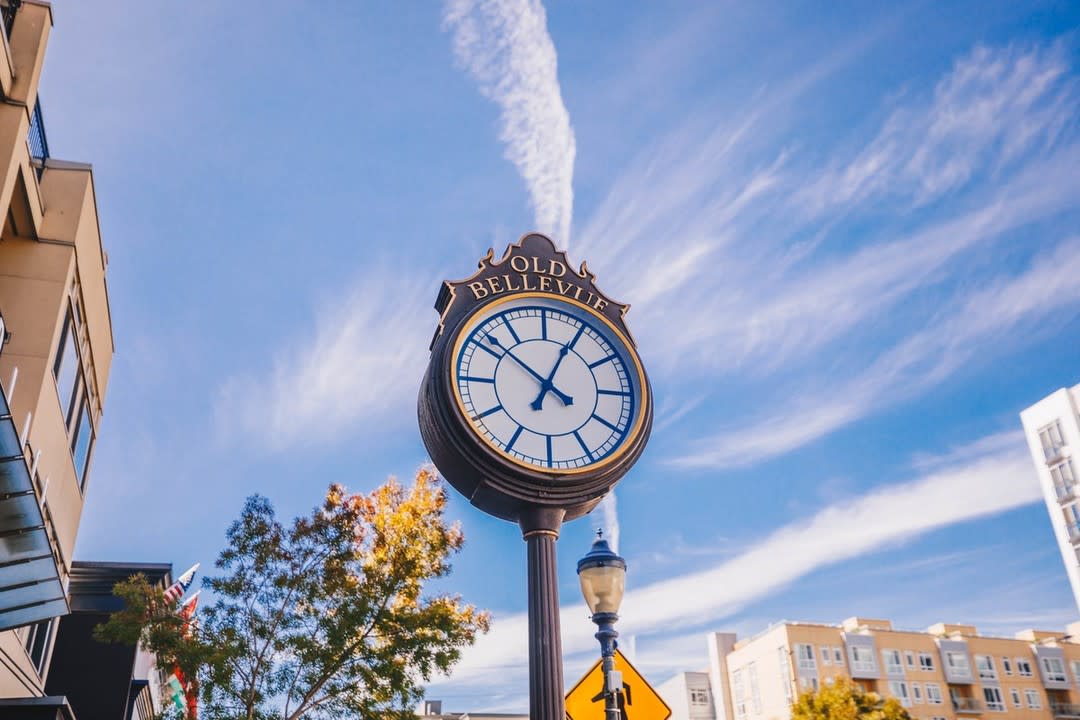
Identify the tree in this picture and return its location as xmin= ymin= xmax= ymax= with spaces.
xmin=791 ymin=677 xmax=912 ymax=720
xmin=96 ymin=468 xmax=490 ymax=720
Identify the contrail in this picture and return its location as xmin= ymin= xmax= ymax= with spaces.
xmin=444 ymin=0 xmax=576 ymax=246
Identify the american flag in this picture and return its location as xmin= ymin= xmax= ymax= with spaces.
xmin=163 ymin=563 xmax=199 ymax=604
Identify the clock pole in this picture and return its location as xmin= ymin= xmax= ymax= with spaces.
xmin=520 ymin=507 xmax=566 ymax=720
xmin=418 ymin=233 xmax=654 ymax=720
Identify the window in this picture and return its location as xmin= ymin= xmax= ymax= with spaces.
xmin=779 ymin=647 xmax=794 ymax=702
xmin=975 ymin=654 xmax=997 ymax=680
xmin=904 ymin=651 xmax=915 ymax=669
xmin=1016 ymin=658 xmax=1033 ymax=676
xmin=883 ymin=649 xmax=903 ymax=675
xmin=925 ymin=683 xmax=943 ymax=704
xmin=821 ymin=646 xmax=831 ymax=665
xmin=1025 ymin=689 xmax=1041 ymax=709
xmin=887 ymin=680 xmax=911 ymax=707
xmin=690 ymin=688 xmax=710 ymax=706
xmin=833 ymin=647 xmax=843 ymax=664
xmin=1040 ymin=421 xmax=1067 ymax=461
xmin=1041 ymin=656 xmax=1067 ymax=682
xmin=912 ymin=682 xmax=923 ymax=704
xmin=946 ymin=651 xmax=971 ymax=678
xmin=749 ymin=662 xmax=762 ymax=715
xmin=71 ymin=397 xmax=94 ymax=491
xmin=733 ymin=669 xmax=746 ymax=720
xmin=1009 ymin=688 xmax=1021 ymax=708
xmin=796 ymin=644 xmax=816 ymax=671
xmin=1052 ymin=460 xmax=1078 ymax=498
xmin=799 ymin=676 xmax=819 ymax=691
xmin=918 ymin=652 xmax=935 ymax=671
xmin=52 ymin=310 xmax=81 ymax=424
xmin=1071 ymin=659 xmax=1080 ymax=683
xmin=1002 ymin=656 xmax=1012 ymax=676
xmin=983 ymin=687 xmax=1004 ymax=712
xmin=22 ymin=619 xmax=54 ymax=676
xmin=850 ymin=645 xmax=876 ymax=672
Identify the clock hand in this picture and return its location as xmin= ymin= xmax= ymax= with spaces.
xmin=486 ymin=336 xmax=574 ymax=407
xmin=530 ymin=344 xmax=573 ymax=410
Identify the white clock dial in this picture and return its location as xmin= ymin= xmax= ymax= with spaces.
xmin=452 ymin=295 xmax=643 ymax=472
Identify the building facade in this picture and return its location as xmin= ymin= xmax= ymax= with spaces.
xmin=660 ymin=617 xmax=1080 ymax=720
xmin=0 ymin=0 xmax=115 ymax=710
xmin=1020 ymin=383 xmax=1080 ymax=615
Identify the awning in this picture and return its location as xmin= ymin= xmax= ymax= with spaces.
xmin=0 ymin=370 xmax=68 ymax=631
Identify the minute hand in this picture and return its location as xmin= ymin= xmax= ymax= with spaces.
xmin=486 ymin=336 xmax=574 ymax=406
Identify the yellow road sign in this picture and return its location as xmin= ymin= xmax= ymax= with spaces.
xmin=565 ymin=649 xmax=672 ymax=720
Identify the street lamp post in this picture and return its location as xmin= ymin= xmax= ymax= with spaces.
xmin=577 ymin=530 xmax=627 ymax=720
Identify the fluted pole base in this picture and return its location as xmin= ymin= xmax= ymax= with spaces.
xmin=521 ymin=508 xmax=566 ymax=720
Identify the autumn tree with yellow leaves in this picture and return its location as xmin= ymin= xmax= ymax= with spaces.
xmin=791 ymin=677 xmax=912 ymax=720
xmin=96 ymin=469 xmax=490 ymax=720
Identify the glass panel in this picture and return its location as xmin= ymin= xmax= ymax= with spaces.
xmin=0 ymin=493 xmax=43 ymax=534
xmin=54 ymin=314 xmax=80 ymax=424
xmin=0 ymin=458 xmax=31 ymax=495
xmin=0 ymin=418 xmax=20 ymax=459
xmin=0 ymin=597 xmax=67 ymax=631
xmin=0 ymin=556 xmax=57 ymax=589
xmin=0 ymin=526 xmax=51 ymax=564
xmin=0 ymin=577 xmax=64 ymax=609
xmin=72 ymin=401 xmax=93 ymax=490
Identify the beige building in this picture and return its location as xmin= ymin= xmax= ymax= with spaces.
xmin=0 ymin=0 xmax=114 ymax=705
xmin=660 ymin=618 xmax=1080 ymax=720
xmin=1020 ymin=383 xmax=1080 ymax=615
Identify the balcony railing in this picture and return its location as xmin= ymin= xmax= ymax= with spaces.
xmin=1053 ymin=703 xmax=1080 ymax=718
xmin=27 ymin=98 xmax=48 ymax=180
xmin=1 ymin=0 xmax=20 ymax=38
xmin=952 ymin=697 xmax=983 ymax=713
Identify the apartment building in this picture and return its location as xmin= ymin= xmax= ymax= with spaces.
xmin=1020 ymin=383 xmax=1080 ymax=615
xmin=660 ymin=617 xmax=1080 ymax=720
xmin=0 ymin=0 xmax=115 ymax=707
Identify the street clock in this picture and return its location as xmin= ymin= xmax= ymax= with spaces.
xmin=418 ymin=233 xmax=653 ymax=525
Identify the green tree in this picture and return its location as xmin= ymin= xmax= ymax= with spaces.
xmin=791 ymin=677 xmax=912 ymax=720
xmin=96 ymin=469 xmax=490 ymax=720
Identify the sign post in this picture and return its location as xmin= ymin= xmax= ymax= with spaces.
xmin=419 ymin=233 xmax=653 ymax=719
xmin=565 ymin=649 xmax=672 ymax=720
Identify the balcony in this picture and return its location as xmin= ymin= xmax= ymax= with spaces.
xmin=27 ymin=98 xmax=48 ymax=180
xmin=0 ymin=314 xmax=69 ymax=631
xmin=952 ymin=697 xmax=983 ymax=713
xmin=1053 ymin=704 xmax=1080 ymax=718
xmin=1057 ymin=483 xmax=1079 ymax=503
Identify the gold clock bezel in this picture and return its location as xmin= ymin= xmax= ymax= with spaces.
xmin=448 ymin=292 xmax=649 ymax=476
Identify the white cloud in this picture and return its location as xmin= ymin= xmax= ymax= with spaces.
xmin=674 ymin=234 xmax=1080 ymax=469
xmin=573 ymin=43 xmax=1078 ymax=381
xmin=800 ymin=43 xmax=1076 ymax=211
xmin=215 ymin=270 xmax=435 ymax=450
xmin=431 ymin=432 xmax=1040 ymax=704
xmin=444 ymin=0 xmax=576 ymax=245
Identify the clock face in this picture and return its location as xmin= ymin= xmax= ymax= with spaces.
xmin=451 ymin=294 xmax=645 ymax=473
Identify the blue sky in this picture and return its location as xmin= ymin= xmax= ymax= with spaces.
xmin=39 ymin=0 xmax=1080 ymax=711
